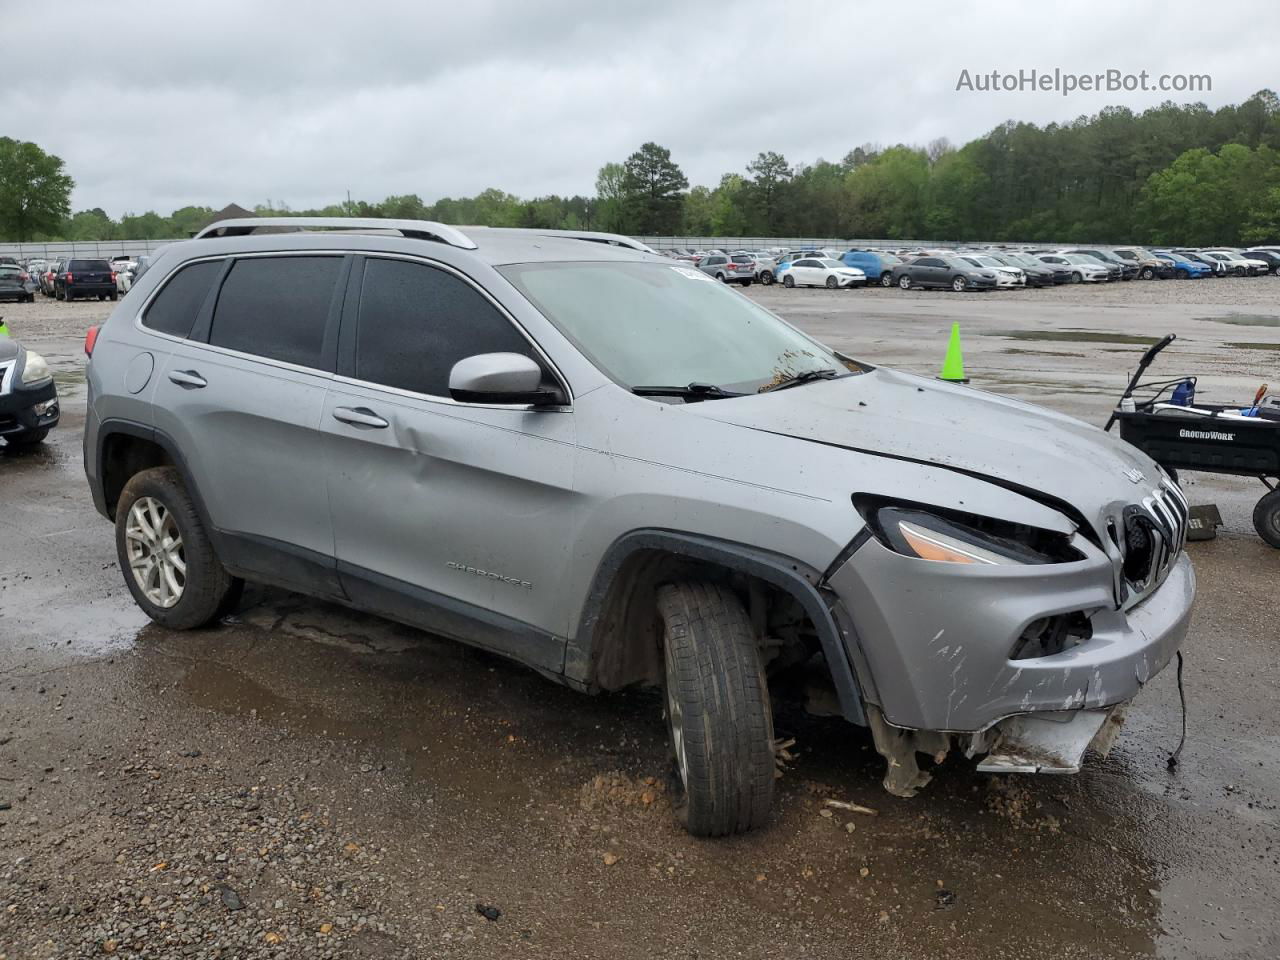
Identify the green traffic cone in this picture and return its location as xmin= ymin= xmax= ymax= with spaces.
xmin=0 ymin=317 xmax=10 ymax=338
xmin=939 ymin=322 xmax=967 ymax=383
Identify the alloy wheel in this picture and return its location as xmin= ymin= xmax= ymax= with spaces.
xmin=125 ymin=497 xmax=186 ymax=608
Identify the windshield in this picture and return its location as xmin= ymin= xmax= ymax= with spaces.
xmin=500 ymin=261 xmax=845 ymax=394
xmin=1064 ymin=255 xmax=1096 ymax=266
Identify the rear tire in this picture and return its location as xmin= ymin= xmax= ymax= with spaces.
xmin=115 ymin=467 xmax=242 ymax=630
xmin=657 ymin=581 xmax=775 ymax=837
xmin=109 ymin=292 xmax=118 ymax=301
xmin=1253 ymin=489 xmax=1280 ymax=548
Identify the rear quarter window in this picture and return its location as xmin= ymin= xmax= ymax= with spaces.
xmin=141 ymin=260 xmax=223 ymax=339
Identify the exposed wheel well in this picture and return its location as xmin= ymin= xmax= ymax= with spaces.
xmin=101 ymin=433 xmax=173 ymax=516
xmin=584 ymin=548 xmax=816 ymax=693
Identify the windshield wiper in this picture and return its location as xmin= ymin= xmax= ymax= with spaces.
xmin=761 ymin=368 xmax=842 ymax=393
xmin=631 ymin=382 xmax=744 ymax=401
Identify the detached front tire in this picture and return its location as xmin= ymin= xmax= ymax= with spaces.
xmin=657 ymin=581 xmax=775 ymax=837
xmin=115 ymin=467 xmax=242 ymax=629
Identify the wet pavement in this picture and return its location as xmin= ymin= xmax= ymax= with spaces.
xmin=2 ymin=287 xmax=1279 ymax=958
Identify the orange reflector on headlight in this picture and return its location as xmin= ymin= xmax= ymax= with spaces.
xmin=899 ymin=521 xmax=1001 ymax=565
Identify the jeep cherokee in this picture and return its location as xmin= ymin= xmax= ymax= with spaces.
xmin=83 ymin=217 xmax=1195 ymax=836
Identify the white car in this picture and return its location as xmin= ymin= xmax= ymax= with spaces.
xmin=781 ymin=257 xmax=866 ymax=289
xmin=1200 ymin=250 xmax=1269 ymax=276
xmin=114 ymin=260 xmax=138 ymax=293
xmin=1037 ymin=253 xmax=1109 ymax=283
xmin=961 ymin=255 xmax=1024 ymax=287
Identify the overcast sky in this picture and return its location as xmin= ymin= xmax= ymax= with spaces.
xmin=6 ymin=1 xmax=1275 ymax=218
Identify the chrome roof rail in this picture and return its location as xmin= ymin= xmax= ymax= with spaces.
xmin=193 ymin=217 xmax=477 ymax=250
xmin=463 ymin=227 xmax=657 ymax=254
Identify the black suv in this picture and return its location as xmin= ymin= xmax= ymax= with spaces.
xmin=56 ymin=258 xmax=118 ymax=302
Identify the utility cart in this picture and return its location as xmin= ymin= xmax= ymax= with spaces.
xmin=1106 ymin=334 xmax=1280 ymax=547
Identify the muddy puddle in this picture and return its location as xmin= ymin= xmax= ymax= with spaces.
xmin=1199 ymin=313 xmax=1280 ymax=327
xmin=988 ymin=330 xmax=1162 ymax=345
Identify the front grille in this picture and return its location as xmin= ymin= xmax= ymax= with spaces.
xmin=1117 ymin=480 xmax=1188 ymax=605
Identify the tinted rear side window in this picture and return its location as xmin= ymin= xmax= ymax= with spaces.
xmin=209 ymin=256 xmax=340 ymax=368
xmin=355 ymin=257 xmax=534 ymax=396
xmin=142 ymin=260 xmax=222 ymax=338
xmin=68 ymin=259 xmax=110 ymax=271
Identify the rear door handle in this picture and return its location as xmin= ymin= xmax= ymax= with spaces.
xmin=332 ymin=406 xmax=389 ymax=429
xmin=168 ymin=370 xmax=207 ymax=389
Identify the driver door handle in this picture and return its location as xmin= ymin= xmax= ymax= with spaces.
xmin=168 ymin=370 xmax=207 ymax=389
xmin=332 ymin=406 xmax=389 ymax=429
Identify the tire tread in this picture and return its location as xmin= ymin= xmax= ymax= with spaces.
xmin=657 ymin=581 xmax=774 ymax=836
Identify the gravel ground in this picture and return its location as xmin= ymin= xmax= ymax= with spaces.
xmin=2 ymin=279 xmax=1278 ymax=959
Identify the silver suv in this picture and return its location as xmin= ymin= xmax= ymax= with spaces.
xmin=83 ymin=218 xmax=1195 ymax=836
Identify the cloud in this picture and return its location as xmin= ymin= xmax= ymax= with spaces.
xmin=4 ymin=0 xmax=1273 ymax=216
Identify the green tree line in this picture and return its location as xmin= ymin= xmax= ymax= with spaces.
xmin=3 ymin=91 xmax=1279 ymax=246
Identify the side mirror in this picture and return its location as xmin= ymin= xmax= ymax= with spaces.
xmin=448 ymin=353 xmax=561 ymax=406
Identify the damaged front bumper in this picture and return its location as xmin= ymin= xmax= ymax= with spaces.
xmin=972 ymin=706 xmax=1126 ymax=774
xmin=830 ymin=534 xmax=1195 ymax=794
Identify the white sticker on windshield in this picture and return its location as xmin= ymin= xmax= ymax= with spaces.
xmin=672 ymin=266 xmax=715 ymax=282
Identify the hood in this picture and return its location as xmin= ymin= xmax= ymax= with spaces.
xmin=685 ymin=367 xmax=1157 ymax=538
xmin=0 ymin=336 xmax=20 ymax=363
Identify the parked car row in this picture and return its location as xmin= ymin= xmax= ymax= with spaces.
xmin=0 ymin=253 xmax=162 ymax=306
xmin=655 ymin=241 xmax=1280 ymax=294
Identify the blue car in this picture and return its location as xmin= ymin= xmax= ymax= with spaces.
xmin=1155 ymin=252 xmax=1211 ymax=279
xmin=840 ymin=249 xmax=905 ymax=288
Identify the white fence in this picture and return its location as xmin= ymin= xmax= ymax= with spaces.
xmin=0 ymin=238 xmax=180 ymax=260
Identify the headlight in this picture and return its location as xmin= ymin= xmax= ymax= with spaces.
xmin=20 ymin=350 xmax=52 ymax=386
xmin=856 ymin=500 xmax=1084 ymax=566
